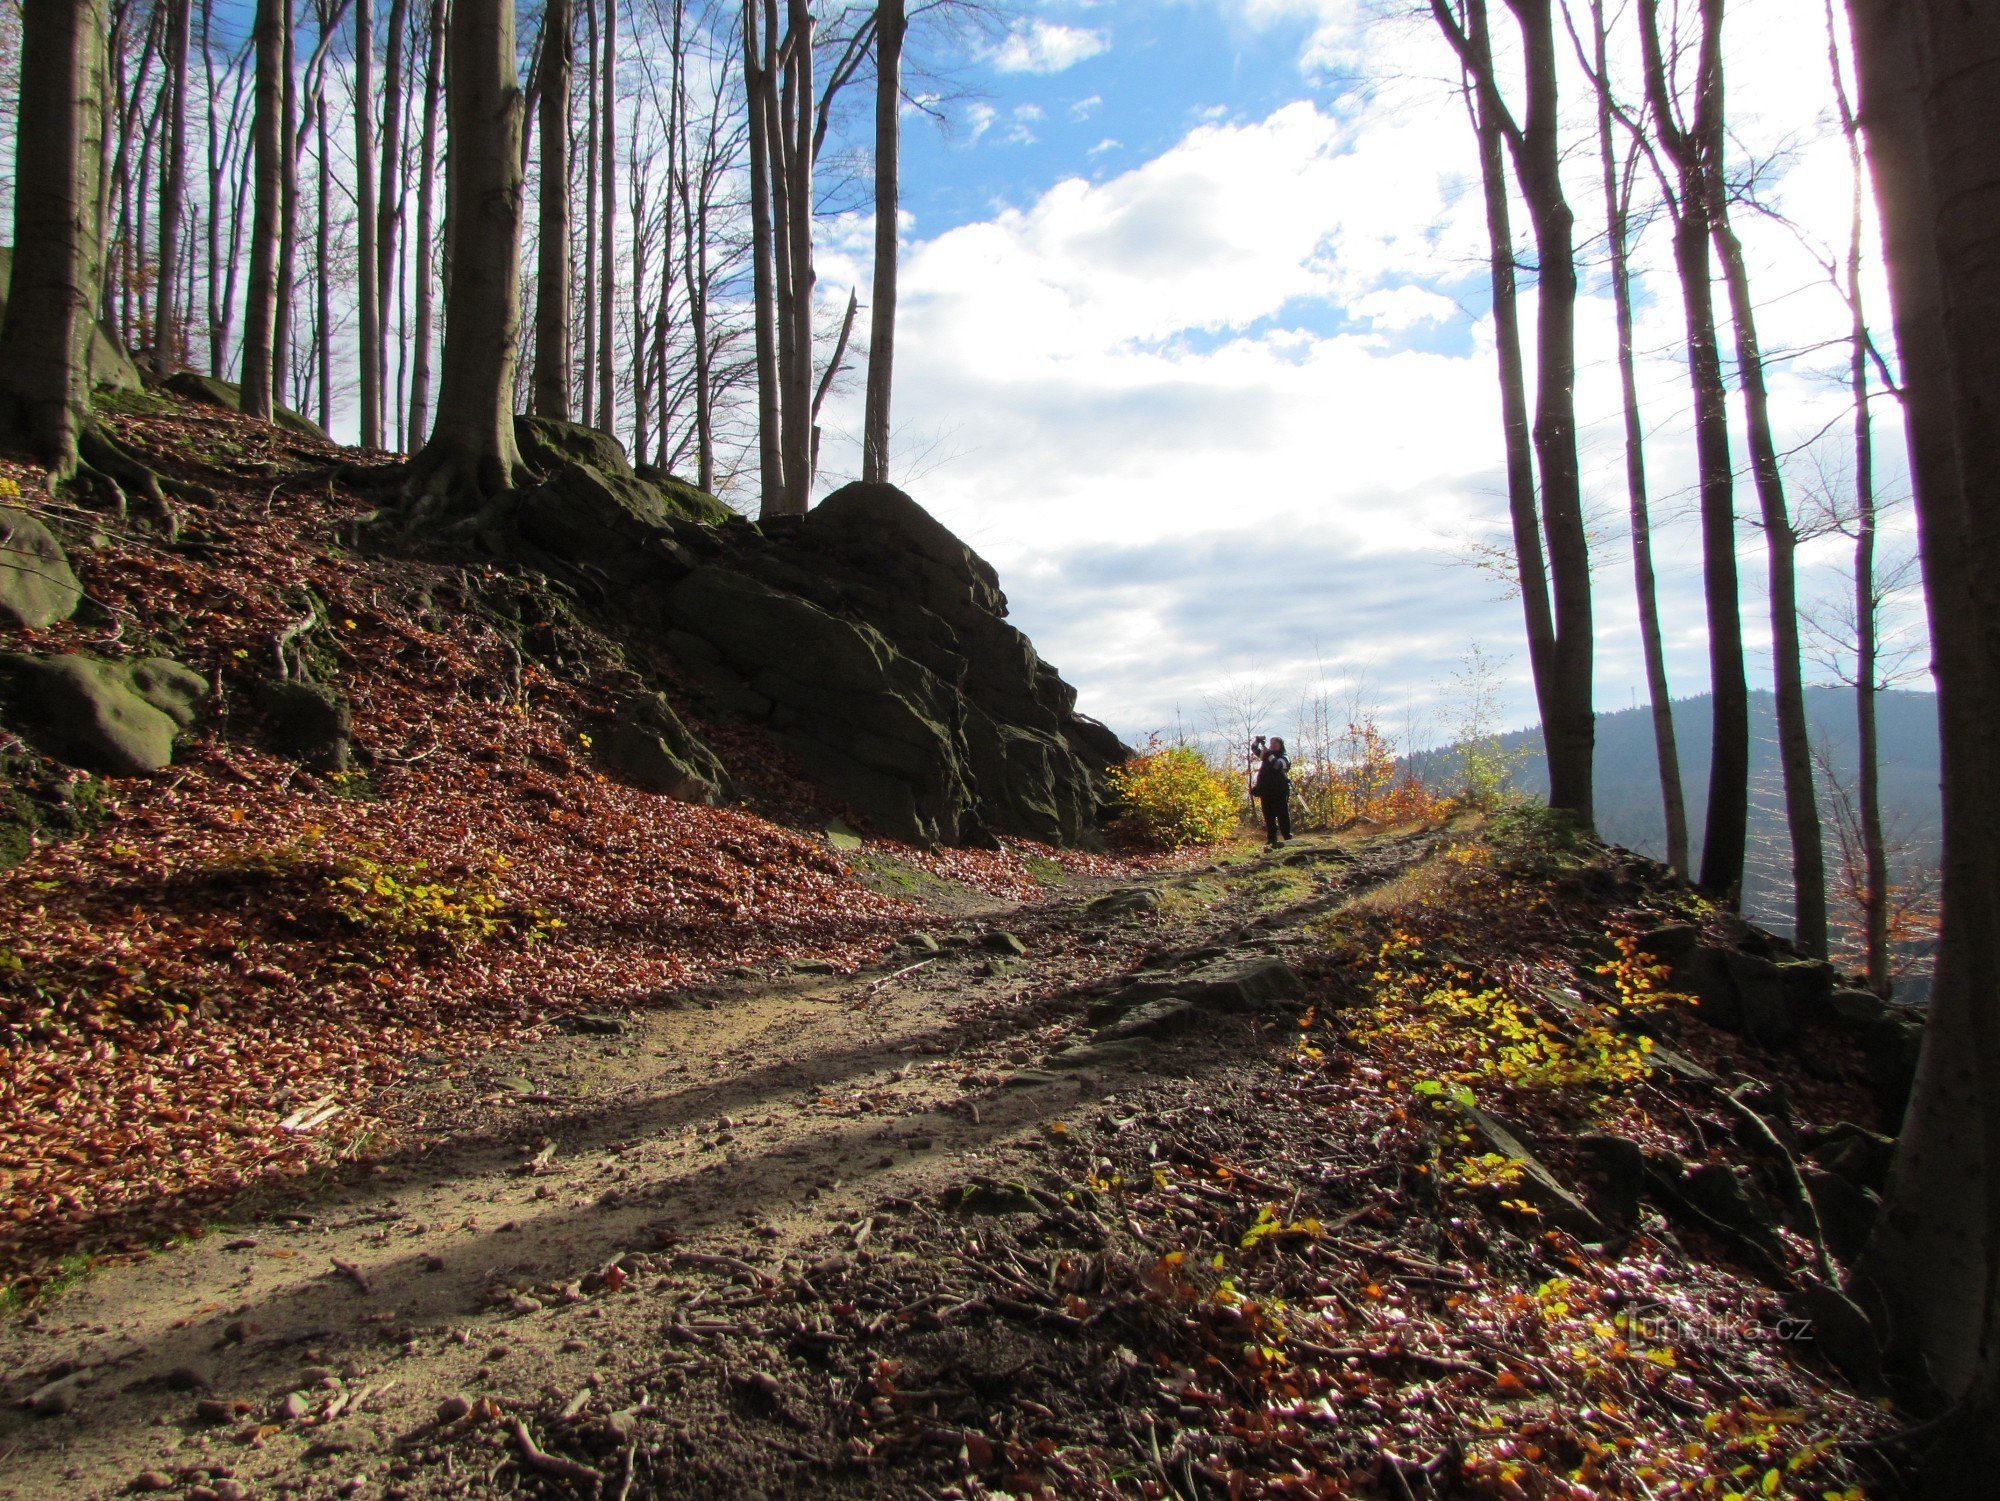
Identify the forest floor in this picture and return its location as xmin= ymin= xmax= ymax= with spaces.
xmin=0 ymin=398 xmax=1912 ymax=1498
xmin=0 ymin=825 xmax=1909 ymax=1501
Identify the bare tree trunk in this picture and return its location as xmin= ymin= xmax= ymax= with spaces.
xmin=861 ymin=0 xmax=904 ymax=483
xmin=376 ymin=0 xmax=407 ymax=436
xmin=406 ymin=0 xmax=527 ymax=506
xmin=241 ymin=0 xmax=287 ymax=419
xmin=315 ymin=91 xmax=333 ymax=433
xmin=203 ymin=0 xmax=223 ymax=375
xmin=153 ymin=0 xmax=191 ymax=375
xmin=1826 ymin=0 xmax=1887 ymax=991
xmin=1583 ymin=0 xmax=1687 ymax=873
xmin=354 ymin=0 xmax=380 ymax=447
xmin=1431 ymin=0 xmax=1591 ymax=825
xmin=674 ymin=0 xmax=714 ymax=492
xmin=274 ymin=10 xmax=299 ymax=406
xmin=0 ymin=0 xmax=109 ymax=476
xmin=744 ymin=0 xmax=782 ymax=513
xmin=531 ymin=0 xmax=571 ymax=419
xmin=1637 ymin=0 xmax=1749 ymax=903
xmin=1708 ymin=192 xmax=1828 ymax=956
xmin=579 ymin=0 xmax=596 ymax=428
xmin=406 ymin=0 xmax=443 ymax=442
xmin=780 ymin=0 xmax=814 ymax=502
xmin=1464 ymin=69 xmax=1555 ymax=739
xmin=1849 ymin=0 xmax=2000 ymax=1457
xmin=596 ymin=0 xmax=615 ymax=434
xmin=1500 ymin=0 xmax=1593 ymax=829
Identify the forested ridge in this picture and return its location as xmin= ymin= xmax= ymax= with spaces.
xmin=0 ymin=0 xmax=1998 ymax=1497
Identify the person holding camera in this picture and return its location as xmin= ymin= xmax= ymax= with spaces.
xmin=1251 ymin=736 xmax=1292 ymax=848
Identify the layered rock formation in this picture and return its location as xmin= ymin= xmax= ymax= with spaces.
xmin=504 ymin=423 xmax=1127 ymax=846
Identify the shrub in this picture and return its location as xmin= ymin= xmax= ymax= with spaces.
xmin=1109 ymin=743 xmax=1240 ymax=850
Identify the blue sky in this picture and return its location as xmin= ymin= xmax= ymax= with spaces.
xmin=808 ymin=0 xmax=1929 ymax=754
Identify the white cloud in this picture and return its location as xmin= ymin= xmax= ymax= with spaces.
xmin=964 ymin=101 xmax=997 ymax=143
xmin=812 ymin=0 xmax=1923 ymax=744
xmin=1070 ymin=95 xmax=1104 ymax=122
xmin=984 ymin=20 xmax=1110 ymax=75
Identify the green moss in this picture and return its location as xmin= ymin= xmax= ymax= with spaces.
xmin=92 ymin=386 xmax=180 ymax=418
xmin=0 ymin=754 xmax=109 ymax=870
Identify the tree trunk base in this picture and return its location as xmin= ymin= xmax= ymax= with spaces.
xmin=385 ymin=440 xmax=533 ymax=550
xmin=73 ymin=424 xmax=214 ymax=543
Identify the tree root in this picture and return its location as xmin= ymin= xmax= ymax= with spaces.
xmin=76 ymin=424 xmax=214 ymax=544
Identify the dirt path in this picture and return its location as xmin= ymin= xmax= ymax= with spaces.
xmin=0 ymin=833 xmax=1429 ymax=1500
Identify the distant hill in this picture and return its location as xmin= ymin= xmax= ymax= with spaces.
xmin=1406 ymin=687 xmax=1942 ymax=942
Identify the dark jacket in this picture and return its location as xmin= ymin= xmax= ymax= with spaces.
xmin=1253 ymin=752 xmax=1291 ymax=800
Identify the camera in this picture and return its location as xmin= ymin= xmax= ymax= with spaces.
xmin=1250 ymin=735 xmax=1268 ymax=757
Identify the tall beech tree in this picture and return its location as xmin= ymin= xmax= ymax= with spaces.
xmin=0 ymin=0 xmax=110 ymax=475
xmin=1708 ymin=152 xmax=1828 ymax=957
xmin=860 ymin=0 xmax=905 ymax=483
xmin=1429 ymin=0 xmax=1596 ymax=830
xmin=532 ymin=0 xmax=572 ymax=420
xmin=354 ymin=0 xmax=381 ymax=448
xmin=153 ymin=0 xmax=192 ymax=376
xmin=404 ymin=0 xmax=527 ymax=509
xmin=1635 ymin=0 xmax=1751 ymax=904
xmin=406 ymin=0 xmax=444 ymax=442
xmin=1848 ymin=0 xmax=2000 ymax=1486
xmin=239 ymin=0 xmax=288 ymax=420
xmin=1581 ymin=0 xmax=1688 ymax=875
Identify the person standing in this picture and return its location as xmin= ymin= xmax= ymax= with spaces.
xmin=1253 ymin=736 xmax=1292 ymax=847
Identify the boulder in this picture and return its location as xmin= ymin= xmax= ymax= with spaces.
xmin=0 ymin=652 xmax=206 ymax=774
xmin=159 ymin=371 xmax=330 ymax=442
xmin=257 ymin=679 xmax=353 ymax=771
xmin=600 ymin=692 xmax=726 ymax=804
xmin=498 ymin=474 xmax=1124 ymax=847
xmin=0 ymin=507 xmax=83 ymax=629
xmin=514 ymin=416 xmax=734 ymax=527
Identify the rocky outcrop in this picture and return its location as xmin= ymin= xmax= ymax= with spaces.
xmin=0 ymin=653 xmax=207 ymax=775
xmin=160 ymin=372 xmax=330 ymax=443
xmin=501 ymin=446 xmax=1126 ymax=846
xmin=0 ymin=508 xmax=82 ymax=630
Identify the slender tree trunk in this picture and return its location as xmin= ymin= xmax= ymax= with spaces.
xmin=376 ymin=0 xmax=407 ymax=435
xmin=1585 ymin=0 xmax=1686 ymax=873
xmin=315 ymin=92 xmax=333 ymax=433
xmin=781 ymin=0 xmax=814 ymax=502
xmin=1637 ymin=0 xmax=1748 ymax=903
xmin=596 ymin=0 xmax=616 ymax=435
xmin=406 ymin=0 xmax=443 ymax=442
xmin=0 ymin=0 xmax=109 ymax=476
xmin=1849 ymin=0 xmax=2000 ymax=1463
xmin=531 ymin=0 xmax=571 ymax=419
xmin=1825 ymin=0 xmax=1887 ymax=991
xmin=744 ymin=0 xmax=782 ymax=513
xmin=274 ymin=11 xmax=299 ymax=406
xmin=153 ymin=0 xmax=192 ymax=375
xmin=407 ymin=0 xmax=527 ymax=504
xmin=579 ymin=0 xmax=597 ymax=428
xmin=354 ymin=0 xmax=380 ymax=447
xmin=1709 ymin=198 xmax=1828 ymax=956
xmin=203 ymin=0 xmax=223 ymax=375
xmin=861 ymin=0 xmax=904 ymax=483
xmin=241 ymin=0 xmax=288 ymax=420
xmin=1498 ymin=0 xmax=1593 ymax=828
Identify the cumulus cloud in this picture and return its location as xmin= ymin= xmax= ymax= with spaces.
xmin=813 ymin=0 xmax=1921 ymax=742
xmin=984 ymin=20 xmax=1111 ymax=75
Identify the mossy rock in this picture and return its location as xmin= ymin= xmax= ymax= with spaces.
xmin=159 ymin=371 xmax=331 ymax=443
xmin=257 ymin=679 xmax=353 ymax=771
xmin=514 ymin=415 xmax=635 ymax=477
xmin=0 ymin=652 xmax=207 ymax=775
xmin=600 ymin=692 xmax=727 ymax=804
xmin=0 ymin=507 xmax=83 ymax=630
xmin=637 ymin=465 xmax=734 ymax=525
